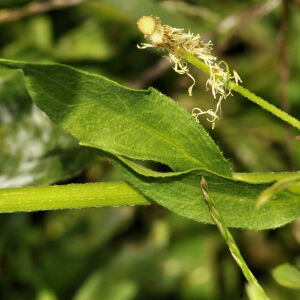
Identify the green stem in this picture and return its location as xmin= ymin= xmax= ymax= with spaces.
xmin=200 ymin=175 xmax=269 ymax=300
xmin=177 ymin=48 xmax=211 ymax=74
xmin=229 ymin=82 xmax=300 ymax=130
xmin=256 ymin=175 xmax=300 ymax=210
xmin=0 ymin=182 xmax=150 ymax=213
xmin=176 ymin=48 xmax=300 ymax=131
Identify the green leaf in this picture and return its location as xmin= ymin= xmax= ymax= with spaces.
xmin=1 ymin=15 xmax=53 ymax=61
xmin=272 ymin=263 xmax=300 ymax=289
xmin=54 ymin=20 xmax=115 ymax=62
xmin=108 ymin=153 xmax=300 ymax=230
xmin=246 ymin=283 xmax=264 ymax=300
xmin=0 ymin=58 xmax=232 ymax=178
xmin=169 ymin=234 xmax=221 ymax=299
xmin=73 ymin=220 xmax=170 ymax=300
xmin=1 ymin=59 xmax=300 ymax=229
xmin=0 ymin=69 xmax=94 ymax=187
xmin=36 ymin=289 xmax=58 ymax=300
xmin=73 ymin=271 xmax=137 ymax=300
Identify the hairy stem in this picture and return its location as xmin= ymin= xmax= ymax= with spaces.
xmin=176 ymin=48 xmax=300 ymax=131
xmin=200 ymin=175 xmax=269 ymax=300
xmin=0 ymin=182 xmax=150 ymax=213
xmin=229 ymin=82 xmax=300 ymax=130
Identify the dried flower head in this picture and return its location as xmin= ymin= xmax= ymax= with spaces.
xmin=137 ymin=16 xmax=242 ymax=128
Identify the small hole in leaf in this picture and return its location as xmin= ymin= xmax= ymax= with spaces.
xmin=126 ymin=157 xmax=173 ymax=173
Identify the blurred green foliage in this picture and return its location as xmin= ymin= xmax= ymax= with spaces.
xmin=272 ymin=263 xmax=300 ymax=289
xmin=0 ymin=0 xmax=300 ymax=299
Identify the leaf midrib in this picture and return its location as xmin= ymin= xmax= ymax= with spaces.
xmin=30 ymin=67 xmax=219 ymax=172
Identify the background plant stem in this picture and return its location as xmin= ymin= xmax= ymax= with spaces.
xmin=200 ymin=175 xmax=269 ymax=300
xmin=0 ymin=182 xmax=150 ymax=213
xmin=0 ymin=0 xmax=87 ymax=24
xmin=176 ymin=48 xmax=300 ymax=131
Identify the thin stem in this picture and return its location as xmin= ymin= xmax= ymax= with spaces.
xmin=256 ymin=174 xmax=300 ymax=209
xmin=177 ymin=48 xmax=211 ymax=74
xmin=0 ymin=182 xmax=150 ymax=213
xmin=176 ymin=48 xmax=300 ymax=131
xmin=200 ymin=175 xmax=269 ymax=300
xmin=0 ymin=0 xmax=87 ymax=24
xmin=229 ymin=82 xmax=300 ymax=130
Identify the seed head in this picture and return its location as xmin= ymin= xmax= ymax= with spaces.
xmin=137 ymin=16 xmax=242 ymax=128
xmin=137 ymin=16 xmax=157 ymax=36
